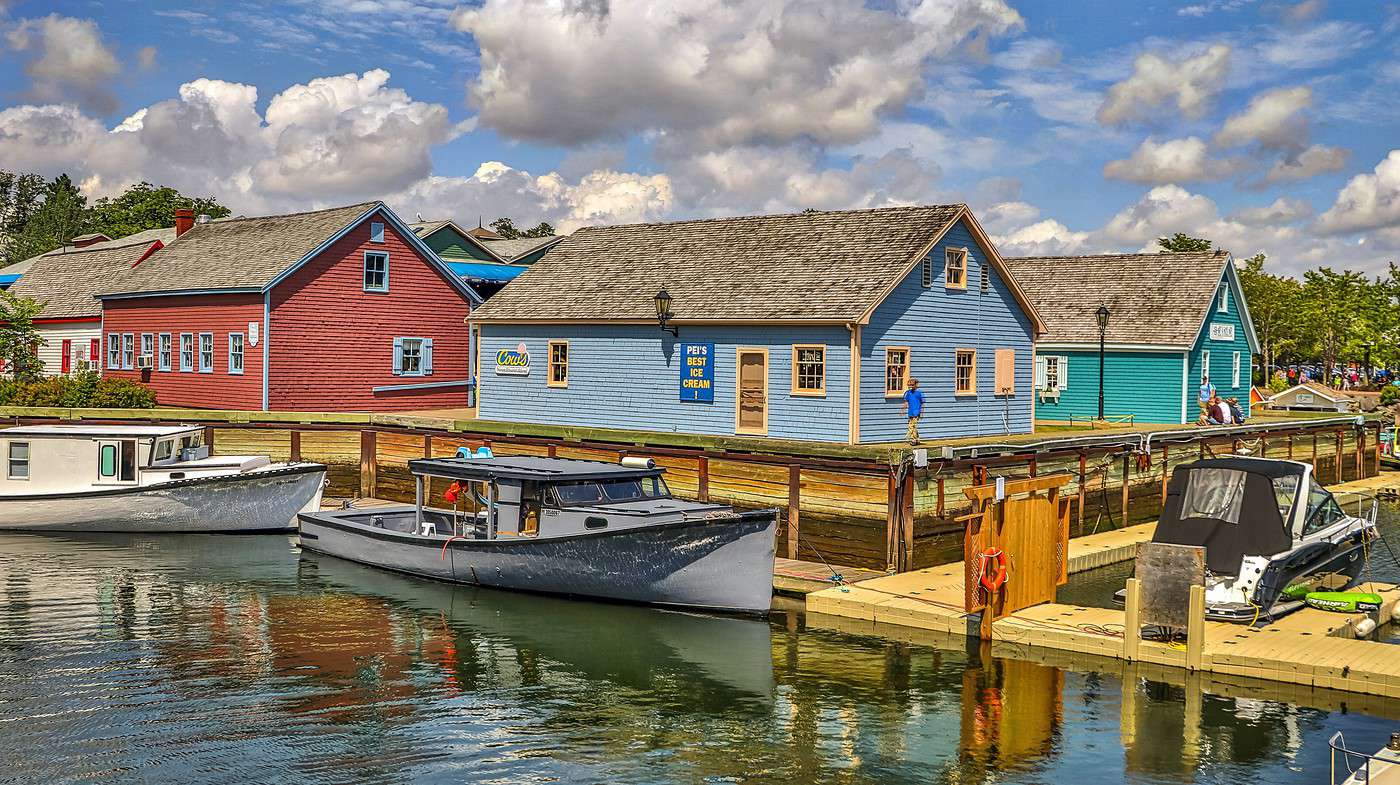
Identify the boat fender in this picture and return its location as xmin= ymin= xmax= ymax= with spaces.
xmin=1353 ymin=617 xmax=1377 ymax=637
xmin=978 ymin=548 xmax=1008 ymax=594
xmin=1304 ymin=591 xmax=1383 ymax=613
xmin=620 ymin=456 xmax=656 ymax=469
xmin=443 ymin=481 xmax=461 ymax=504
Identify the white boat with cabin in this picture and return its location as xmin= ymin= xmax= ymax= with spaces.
xmin=0 ymin=424 xmax=326 ymax=533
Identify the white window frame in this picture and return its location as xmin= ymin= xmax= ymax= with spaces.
xmin=121 ymin=333 xmax=134 ymax=370
xmin=1045 ymin=356 xmax=1061 ymax=391
xmin=7 ymin=441 xmax=28 ymax=480
xmin=1232 ymin=351 xmax=1241 ymax=388
xmin=370 ymin=221 xmax=385 ymax=243
xmin=1218 ymin=286 xmax=1228 ymax=313
xmin=228 ymin=332 xmax=245 ymax=375
xmin=140 ymin=333 xmax=154 ymax=363
xmin=179 ymin=333 xmax=194 ymax=372
xmin=364 ymin=250 xmax=389 ymax=292
xmin=1201 ymin=350 xmax=1211 ymax=384
xmin=400 ymin=337 xmax=424 ymax=376
xmin=107 ymin=333 xmax=120 ymax=369
xmin=158 ymin=333 xmax=171 ymax=372
xmin=198 ymin=332 xmax=214 ymax=373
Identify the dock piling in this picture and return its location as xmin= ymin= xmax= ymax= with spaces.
xmin=1123 ymin=578 xmax=1142 ymax=661
xmin=1186 ymin=584 xmax=1206 ymax=671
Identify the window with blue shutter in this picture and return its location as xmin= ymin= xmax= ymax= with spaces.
xmin=392 ymin=337 xmax=404 ymax=376
xmin=422 ymin=338 xmax=433 ymax=376
xmin=393 ymin=337 xmax=427 ymax=376
xmin=370 ymin=222 xmax=385 ymax=243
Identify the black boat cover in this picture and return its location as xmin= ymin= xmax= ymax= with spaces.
xmin=1152 ymin=459 xmax=1301 ymax=576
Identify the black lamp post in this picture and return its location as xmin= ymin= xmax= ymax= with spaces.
xmin=1095 ymin=305 xmax=1110 ymax=420
xmin=654 ymin=287 xmax=678 ymax=337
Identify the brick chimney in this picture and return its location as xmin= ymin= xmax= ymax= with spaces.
xmin=175 ymin=208 xmax=195 ymax=237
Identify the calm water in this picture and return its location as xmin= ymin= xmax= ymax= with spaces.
xmin=2 ymin=529 xmax=1399 ymax=785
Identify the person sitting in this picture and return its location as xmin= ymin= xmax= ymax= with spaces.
xmin=1226 ymin=397 xmax=1246 ymax=425
xmin=1206 ymin=395 xmax=1232 ymax=425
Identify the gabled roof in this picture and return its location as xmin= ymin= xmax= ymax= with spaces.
xmin=96 ymin=203 xmax=376 ymax=297
xmin=472 ymin=204 xmax=1043 ymax=326
xmin=1267 ymin=382 xmax=1353 ymax=404
xmin=11 ymin=230 xmax=173 ymax=319
xmin=480 ymin=235 xmax=563 ymax=262
xmin=94 ymin=203 xmax=482 ymax=305
xmin=1004 ymin=250 xmax=1252 ymax=350
xmin=409 ymin=218 xmax=507 ymax=263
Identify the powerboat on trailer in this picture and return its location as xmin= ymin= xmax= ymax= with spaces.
xmin=297 ymin=451 xmax=779 ymax=614
xmin=0 ymin=424 xmax=326 ymax=533
xmin=1115 ymin=456 xmax=1378 ymax=623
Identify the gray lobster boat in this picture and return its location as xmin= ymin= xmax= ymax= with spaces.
xmin=297 ymin=451 xmax=778 ymax=613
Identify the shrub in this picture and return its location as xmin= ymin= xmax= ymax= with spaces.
xmin=0 ymin=371 xmax=156 ymax=409
xmin=1382 ymin=383 xmax=1400 ymax=407
xmin=1267 ymin=371 xmax=1289 ymax=394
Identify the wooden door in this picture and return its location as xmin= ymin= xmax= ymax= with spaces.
xmin=61 ymin=339 xmax=71 ymax=374
xmin=735 ymin=349 xmax=768 ymax=435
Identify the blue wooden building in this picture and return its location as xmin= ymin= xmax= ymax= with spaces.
xmin=470 ymin=205 xmax=1046 ymax=444
xmin=1005 ymin=250 xmax=1258 ymax=425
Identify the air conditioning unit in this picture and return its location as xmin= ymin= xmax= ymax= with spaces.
xmin=136 ymin=354 xmax=154 ymax=369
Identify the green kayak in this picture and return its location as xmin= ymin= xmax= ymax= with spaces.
xmin=1304 ymin=591 xmax=1383 ymax=613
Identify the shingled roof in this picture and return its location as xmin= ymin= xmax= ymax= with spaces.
xmin=480 ymin=235 xmax=562 ymax=261
xmin=11 ymin=229 xmax=173 ymax=319
xmin=473 ymin=204 xmax=1040 ymax=324
xmin=1003 ymin=250 xmax=1237 ymax=348
xmin=96 ymin=203 xmax=377 ymax=297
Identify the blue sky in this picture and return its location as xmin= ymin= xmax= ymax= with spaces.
xmin=2 ymin=0 xmax=1398 ymax=275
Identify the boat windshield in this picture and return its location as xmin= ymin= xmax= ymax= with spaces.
xmin=550 ymin=476 xmax=671 ymax=507
xmin=1303 ymin=484 xmax=1347 ymax=536
xmin=1271 ymin=474 xmax=1300 ymax=520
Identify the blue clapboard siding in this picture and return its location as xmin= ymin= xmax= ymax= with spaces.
xmin=858 ymin=218 xmax=1036 ymax=442
xmin=477 ymin=324 xmax=852 ymax=441
xmin=1190 ymin=268 xmax=1253 ymax=417
xmin=1034 ymin=350 xmax=1188 ymax=424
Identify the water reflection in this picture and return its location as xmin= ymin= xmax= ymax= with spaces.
xmin=0 ymin=532 xmax=1398 ymax=784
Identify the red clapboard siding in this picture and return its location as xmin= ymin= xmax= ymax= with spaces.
xmin=268 ymin=213 xmax=473 ymax=412
xmin=101 ymin=293 xmax=265 ymax=409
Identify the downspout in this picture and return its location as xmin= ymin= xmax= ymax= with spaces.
xmin=847 ymin=323 xmax=861 ymax=445
xmin=262 ymin=291 xmax=270 ymax=411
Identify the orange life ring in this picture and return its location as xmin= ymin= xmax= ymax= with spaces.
xmin=978 ymin=548 xmax=1008 ymax=594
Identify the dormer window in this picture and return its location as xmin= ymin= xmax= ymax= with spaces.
xmin=1218 ymin=286 xmax=1228 ymax=312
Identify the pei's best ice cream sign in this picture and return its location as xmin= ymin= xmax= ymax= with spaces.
xmin=495 ymin=343 xmax=531 ymax=376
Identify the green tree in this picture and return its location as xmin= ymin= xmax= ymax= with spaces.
xmin=1157 ymin=233 xmax=1214 ymax=253
xmin=1300 ymin=267 xmax=1369 ymax=378
xmin=0 ymin=290 xmax=46 ymax=381
xmin=489 ymin=217 xmax=555 ymax=239
xmin=0 ymin=171 xmax=46 ymax=263
xmin=87 ymin=182 xmax=230 ymax=239
xmin=5 ymin=174 xmax=87 ymax=265
xmin=1235 ymin=253 xmax=1303 ymax=380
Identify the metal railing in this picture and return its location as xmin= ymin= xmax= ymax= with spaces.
xmin=1330 ymin=731 xmax=1400 ymax=785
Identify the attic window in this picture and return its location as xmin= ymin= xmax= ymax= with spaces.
xmin=370 ymin=222 xmax=385 ymax=243
xmin=945 ymin=248 xmax=967 ymax=290
xmin=980 ymin=261 xmax=990 ymax=293
xmin=920 ymin=257 xmax=932 ymax=288
xmin=1217 ymin=286 xmax=1228 ymax=313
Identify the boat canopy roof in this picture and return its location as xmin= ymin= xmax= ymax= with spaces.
xmin=409 ymin=455 xmax=664 ymax=483
xmin=0 ymin=424 xmax=203 ymax=439
xmin=1152 ymin=457 xmax=1302 ymax=575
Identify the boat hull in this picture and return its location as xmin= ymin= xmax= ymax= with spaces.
xmin=0 ymin=465 xmax=326 ymax=533
xmin=298 ymin=507 xmax=779 ymax=613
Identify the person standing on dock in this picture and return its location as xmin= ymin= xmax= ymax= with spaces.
xmin=903 ymin=378 xmax=925 ymax=445
xmin=1198 ymin=375 xmax=1215 ymax=419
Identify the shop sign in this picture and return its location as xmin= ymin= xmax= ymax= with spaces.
xmin=1209 ymin=323 xmax=1235 ymax=342
xmin=496 ymin=343 xmax=531 ymax=376
xmin=680 ymin=343 xmax=714 ymax=402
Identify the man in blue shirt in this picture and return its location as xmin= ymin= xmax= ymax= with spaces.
xmin=903 ymin=377 xmax=925 ymax=444
xmin=1198 ymin=376 xmax=1215 ymax=420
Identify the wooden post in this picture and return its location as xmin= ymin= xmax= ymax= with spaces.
xmin=290 ymin=429 xmax=302 ymax=463
xmin=359 ymin=430 xmax=377 ymax=499
xmin=787 ymin=464 xmax=800 ymax=561
xmin=1259 ymin=435 xmax=1267 ymax=459
xmin=1287 ymin=433 xmax=1293 ymax=460
xmin=697 ymin=455 xmax=710 ymax=502
xmin=1123 ymin=577 xmax=1142 ymax=661
xmin=936 ymin=477 xmax=945 ymax=518
xmin=902 ymin=470 xmax=915 ymax=571
xmin=1336 ymin=430 xmax=1344 ymax=483
xmin=1311 ymin=432 xmax=1318 ymax=472
xmin=1028 ymin=455 xmax=1037 ymax=477
xmin=1120 ymin=452 xmax=1130 ymax=525
xmin=1357 ymin=426 xmax=1366 ymax=480
xmin=1186 ymin=584 xmax=1206 ymax=671
xmin=422 ymin=434 xmax=433 ymax=502
xmin=1376 ymin=423 xmax=1383 ymax=476
xmin=1077 ymin=451 xmax=1087 ymax=530
xmin=1159 ymin=445 xmax=1170 ymax=508
xmin=205 ymin=425 xmax=216 ymax=454
xmin=547 ymin=443 xmax=557 ymax=458
xmin=885 ymin=469 xmax=898 ymax=569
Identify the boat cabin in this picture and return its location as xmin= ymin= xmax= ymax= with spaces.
xmin=0 ymin=424 xmax=272 ymax=494
xmin=402 ymin=452 xmax=724 ymax=539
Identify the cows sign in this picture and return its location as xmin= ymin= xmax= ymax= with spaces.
xmin=495 ymin=343 xmax=531 ymax=376
xmin=680 ymin=343 xmax=714 ymax=402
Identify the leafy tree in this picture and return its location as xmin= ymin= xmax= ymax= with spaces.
xmin=0 ymin=171 xmax=46 ymax=264
xmin=1157 ymin=233 xmax=1214 ymax=253
xmin=87 ymin=182 xmax=230 ymax=239
xmin=1300 ymin=267 xmax=1369 ymax=379
xmin=1236 ymin=253 xmax=1303 ymax=380
xmin=489 ymin=217 xmax=555 ymax=239
xmin=0 ymin=290 xmax=46 ymax=381
xmin=6 ymin=174 xmax=87 ymax=265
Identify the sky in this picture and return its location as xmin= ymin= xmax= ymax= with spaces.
xmin=2 ymin=0 xmax=1398 ymax=277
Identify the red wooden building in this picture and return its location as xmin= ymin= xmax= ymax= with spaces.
xmin=96 ymin=203 xmax=481 ymax=411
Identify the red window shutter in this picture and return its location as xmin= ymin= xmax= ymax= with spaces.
xmin=61 ymin=340 xmax=71 ymax=374
xmin=90 ymin=338 xmax=100 ymax=366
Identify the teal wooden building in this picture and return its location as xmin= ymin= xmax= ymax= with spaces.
xmin=409 ymin=219 xmax=562 ymax=297
xmin=1005 ymin=250 xmax=1258 ymax=424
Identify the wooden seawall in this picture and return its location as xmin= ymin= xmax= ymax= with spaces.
xmin=0 ymin=406 xmax=1387 ymax=573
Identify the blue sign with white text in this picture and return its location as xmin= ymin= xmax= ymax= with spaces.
xmin=680 ymin=343 xmax=715 ymax=402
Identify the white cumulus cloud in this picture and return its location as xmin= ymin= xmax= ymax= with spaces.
xmin=1103 ymin=136 xmax=1242 ymax=184
xmin=1214 ymin=85 xmax=1311 ymax=149
xmin=1316 ymin=149 xmax=1400 ymax=235
xmin=1097 ymin=44 xmax=1231 ymax=126
xmin=5 ymin=14 xmax=122 ymax=114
